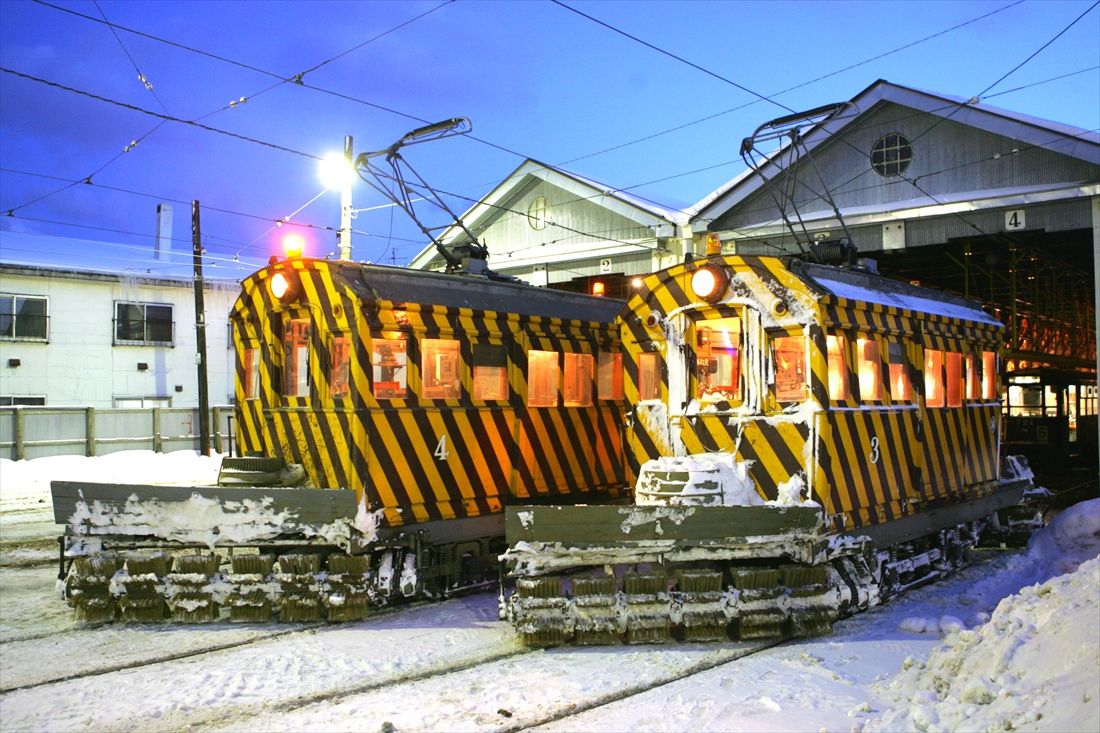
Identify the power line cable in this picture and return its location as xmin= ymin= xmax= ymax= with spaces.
xmin=550 ymin=0 xmax=794 ymax=114
xmin=558 ymin=0 xmax=1027 ymax=166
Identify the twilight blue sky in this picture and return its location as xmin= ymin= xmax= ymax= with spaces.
xmin=1 ymin=0 xmax=1097 ymax=278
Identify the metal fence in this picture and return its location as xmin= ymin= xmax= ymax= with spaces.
xmin=0 ymin=405 xmax=238 ymax=460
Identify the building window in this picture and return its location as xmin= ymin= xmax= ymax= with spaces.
xmin=598 ymin=351 xmax=623 ymax=400
xmin=773 ymin=335 xmax=807 ymax=403
xmin=113 ymin=395 xmax=171 ymax=408
xmin=527 ymin=350 xmax=558 ymax=407
xmin=870 ymin=133 xmax=912 ymax=177
xmin=826 ymin=333 xmax=850 ymax=402
xmin=0 ymin=396 xmax=46 ymax=406
xmin=0 ymin=294 xmax=48 ymax=341
xmin=527 ymin=196 xmax=548 ymax=231
xmin=421 ymin=338 xmax=460 ymax=400
xmin=372 ymin=334 xmax=407 ymax=399
xmin=115 ymin=302 xmax=173 ymax=345
xmin=563 ymin=352 xmax=594 ymax=407
xmin=473 ymin=344 xmax=508 ymax=401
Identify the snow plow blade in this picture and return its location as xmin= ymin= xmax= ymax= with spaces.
xmin=501 ymin=504 xmax=842 ymax=647
xmin=51 ymin=481 xmax=359 ymax=554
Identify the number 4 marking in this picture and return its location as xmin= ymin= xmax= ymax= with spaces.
xmin=1005 ymin=209 xmax=1025 ymax=230
xmin=434 ymin=434 xmax=450 ymax=461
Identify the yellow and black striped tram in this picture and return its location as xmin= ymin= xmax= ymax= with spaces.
xmin=230 ymin=255 xmax=627 ymax=588
xmin=621 ymin=254 xmax=1005 ymax=535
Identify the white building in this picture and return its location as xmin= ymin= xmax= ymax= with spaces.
xmin=0 ymin=232 xmax=240 ymax=408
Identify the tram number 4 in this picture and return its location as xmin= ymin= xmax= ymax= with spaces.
xmin=868 ymin=436 xmax=880 ymax=465
xmin=434 ymin=434 xmax=450 ymax=461
xmin=1005 ymin=209 xmax=1025 ymax=230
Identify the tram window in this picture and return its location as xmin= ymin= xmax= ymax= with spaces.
xmin=372 ymin=335 xmax=407 ymax=399
xmin=528 ymin=350 xmax=558 ymax=407
xmin=856 ymin=337 xmax=883 ymax=402
xmin=282 ymin=318 xmax=311 ymax=397
xmin=638 ymin=352 xmax=661 ymax=401
xmin=773 ymin=335 xmax=807 ymax=402
xmin=598 ymin=351 xmax=624 ymax=400
xmin=696 ymin=317 xmax=742 ymax=402
xmin=422 ymin=338 xmax=460 ymax=400
xmin=924 ymin=349 xmax=944 ymax=408
xmin=1008 ymin=383 xmax=1042 ymax=417
xmin=1068 ymin=385 xmax=1078 ymax=437
xmin=329 ymin=335 xmax=350 ymax=399
xmin=888 ymin=342 xmax=911 ymax=402
xmin=981 ymin=351 xmax=997 ymax=400
xmin=965 ymin=354 xmax=980 ymax=401
xmin=242 ymin=346 xmax=260 ymax=399
xmin=563 ymin=353 xmax=594 ymax=407
xmin=946 ymin=352 xmax=963 ymax=407
xmin=472 ymin=344 xmax=508 ymax=401
xmin=826 ymin=334 xmax=850 ymax=402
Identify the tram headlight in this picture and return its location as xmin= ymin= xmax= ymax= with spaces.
xmin=690 ymin=265 xmax=728 ymax=304
xmin=269 ymin=270 xmax=300 ymax=302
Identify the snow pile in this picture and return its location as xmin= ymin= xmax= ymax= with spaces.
xmin=866 ymin=499 xmax=1100 ymax=733
xmin=635 ymin=454 xmax=761 ymax=506
xmin=0 ymin=450 xmax=224 ymax=510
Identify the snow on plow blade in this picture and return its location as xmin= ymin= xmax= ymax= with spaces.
xmin=502 ymin=504 xmax=828 ymax=575
xmin=51 ymin=481 xmax=360 ymax=554
xmin=501 ymin=504 xmax=838 ymax=647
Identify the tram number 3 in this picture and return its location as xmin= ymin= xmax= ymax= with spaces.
xmin=868 ymin=436 xmax=880 ymax=465
xmin=434 ymin=434 xmax=450 ymax=461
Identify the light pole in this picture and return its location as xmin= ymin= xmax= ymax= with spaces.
xmin=338 ymin=135 xmax=353 ymax=261
xmin=320 ymin=136 xmax=357 ymax=261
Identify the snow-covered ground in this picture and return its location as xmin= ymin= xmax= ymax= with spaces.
xmin=1 ymin=451 xmax=1097 ymax=733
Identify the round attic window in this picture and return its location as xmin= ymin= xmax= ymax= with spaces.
xmin=527 ymin=196 xmax=548 ymax=230
xmin=870 ymin=133 xmax=912 ymax=177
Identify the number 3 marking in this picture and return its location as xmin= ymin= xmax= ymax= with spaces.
xmin=434 ymin=434 xmax=450 ymax=461
xmin=868 ymin=436 xmax=880 ymax=464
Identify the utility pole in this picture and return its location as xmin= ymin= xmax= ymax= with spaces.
xmin=338 ymin=135 xmax=354 ymax=260
xmin=192 ymin=200 xmax=211 ymax=456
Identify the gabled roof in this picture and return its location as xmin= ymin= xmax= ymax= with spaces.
xmin=691 ymin=78 xmax=1100 ymax=231
xmin=409 ymin=159 xmax=687 ymax=268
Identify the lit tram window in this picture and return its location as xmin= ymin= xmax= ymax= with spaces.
xmin=598 ymin=351 xmax=623 ymax=400
xmin=422 ymin=338 xmax=460 ymax=400
xmin=773 ymin=335 xmax=807 ymax=403
xmin=329 ymin=335 xmax=350 ymax=399
xmin=638 ymin=352 xmax=661 ymax=401
xmin=282 ymin=318 xmax=311 ymax=397
xmin=887 ymin=342 xmax=911 ymax=402
xmin=528 ymin=350 xmax=559 ymax=406
xmin=826 ymin=333 xmax=850 ymax=402
xmin=945 ymin=352 xmax=963 ymax=407
xmin=924 ymin=349 xmax=944 ymax=408
xmin=965 ymin=354 xmax=980 ymax=401
xmin=981 ymin=351 xmax=997 ymax=400
xmin=372 ymin=334 xmax=407 ymax=399
xmin=242 ymin=346 xmax=260 ymax=399
xmin=472 ymin=344 xmax=508 ymax=401
xmin=563 ymin=353 xmax=594 ymax=407
xmin=696 ymin=317 xmax=742 ymax=403
xmin=856 ymin=336 xmax=883 ymax=402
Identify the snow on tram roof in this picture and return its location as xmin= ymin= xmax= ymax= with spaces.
xmin=807 ymin=267 xmax=1001 ymax=327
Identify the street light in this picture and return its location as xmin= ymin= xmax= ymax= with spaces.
xmin=317 ymin=136 xmax=356 ymax=261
